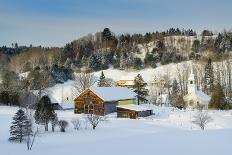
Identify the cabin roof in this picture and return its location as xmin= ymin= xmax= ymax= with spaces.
xmin=89 ymin=87 xmax=136 ymax=102
xmin=184 ymin=90 xmax=211 ymax=102
xmin=195 ymin=90 xmax=211 ymax=101
xmin=117 ymin=104 xmax=153 ymax=112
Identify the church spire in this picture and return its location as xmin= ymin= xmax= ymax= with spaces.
xmin=188 ymin=67 xmax=196 ymax=94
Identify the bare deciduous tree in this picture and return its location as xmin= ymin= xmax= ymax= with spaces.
xmin=71 ymin=118 xmax=81 ymax=130
xmin=25 ymin=108 xmax=39 ymax=151
xmin=192 ymin=112 xmax=213 ymax=130
xmin=73 ymin=72 xmax=96 ymax=95
xmin=87 ymin=114 xmax=105 ymax=130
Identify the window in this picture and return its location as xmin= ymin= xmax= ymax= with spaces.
xmin=190 ymin=81 xmax=193 ymax=84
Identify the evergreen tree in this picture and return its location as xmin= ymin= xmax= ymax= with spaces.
xmin=98 ymin=71 xmax=107 ymax=87
xmin=209 ymin=82 xmax=225 ymax=109
xmin=204 ymin=58 xmax=214 ymax=94
xmin=102 ymin=28 xmax=112 ymax=41
xmin=170 ymin=79 xmax=185 ymax=109
xmin=172 ymin=79 xmax=179 ymax=95
xmin=9 ymin=109 xmax=31 ymax=143
xmin=192 ymin=40 xmax=200 ymax=53
xmin=144 ymin=52 xmax=157 ymax=68
xmin=133 ymin=57 xmax=143 ymax=70
xmin=133 ymin=74 xmax=149 ymax=105
xmin=102 ymin=28 xmax=112 ymax=49
xmin=34 ymin=96 xmax=56 ymax=131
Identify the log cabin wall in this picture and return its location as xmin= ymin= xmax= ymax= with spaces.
xmin=74 ymin=89 xmax=105 ymax=115
xmin=117 ymin=107 xmax=138 ymax=119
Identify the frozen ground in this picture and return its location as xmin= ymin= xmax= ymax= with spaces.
xmin=0 ymin=106 xmax=232 ymax=155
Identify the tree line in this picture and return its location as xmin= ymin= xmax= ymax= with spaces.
xmin=1 ymin=28 xmax=231 ymax=74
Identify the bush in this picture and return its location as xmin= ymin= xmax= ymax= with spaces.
xmin=58 ymin=120 xmax=69 ymax=132
xmin=71 ymin=118 xmax=81 ymax=130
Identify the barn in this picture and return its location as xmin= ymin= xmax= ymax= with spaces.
xmin=117 ymin=104 xmax=153 ymax=119
xmin=74 ymin=87 xmax=137 ymax=115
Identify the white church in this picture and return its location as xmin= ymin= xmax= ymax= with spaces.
xmin=183 ymin=70 xmax=211 ymax=109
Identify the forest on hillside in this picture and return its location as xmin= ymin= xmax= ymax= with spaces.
xmin=0 ymin=28 xmax=232 ymax=82
xmin=0 ymin=28 xmax=232 ymax=109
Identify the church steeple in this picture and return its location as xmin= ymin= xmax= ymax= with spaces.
xmin=188 ymin=67 xmax=196 ymax=94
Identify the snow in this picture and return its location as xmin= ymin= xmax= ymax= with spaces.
xmin=156 ymin=94 xmax=169 ymax=104
xmin=195 ymin=90 xmax=211 ymax=102
xmin=117 ymin=104 xmax=152 ymax=111
xmin=94 ymin=61 xmax=192 ymax=82
xmin=89 ymin=87 xmax=137 ymax=101
xmin=1 ymin=106 xmax=232 ymax=155
xmin=34 ymin=80 xmax=75 ymax=109
xmin=19 ymin=71 xmax=29 ymax=80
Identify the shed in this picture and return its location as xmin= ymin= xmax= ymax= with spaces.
xmin=74 ymin=87 xmax=137 ymax=115
xmin=117 ymin=104 xmax=153 ymax=119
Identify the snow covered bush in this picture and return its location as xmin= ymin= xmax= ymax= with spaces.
xmin=192 ymin=111 xmax=213 ymax=130
xmin=71 ymin=118 xmax=81 ymax=130
xmin=58 ymin=120 xmax=69 ymax=132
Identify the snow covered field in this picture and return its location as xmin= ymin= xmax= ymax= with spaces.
xmin=1 ymin=106 xmax=232 ymax=155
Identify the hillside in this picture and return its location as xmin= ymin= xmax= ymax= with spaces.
xmin=1 ymin=28 xmax=231 ymax=73
xmin=94 ymin=61 xmax=192 ymax=82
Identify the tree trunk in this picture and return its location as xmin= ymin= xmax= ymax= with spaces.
xmin=45 ymin=123 xmax=48 ymax=132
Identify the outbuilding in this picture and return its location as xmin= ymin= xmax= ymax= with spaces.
xmin=117 ymin=104 xmax=153 ymax=119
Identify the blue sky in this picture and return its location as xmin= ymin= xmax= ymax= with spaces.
xmin=0 ymin=0 xmax=231 ymax=47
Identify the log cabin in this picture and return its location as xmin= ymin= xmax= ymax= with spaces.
xmin=74 ymin=87 xmax=137 ymax=115
xmin=117 ymin=104 xmax=153 ymax=119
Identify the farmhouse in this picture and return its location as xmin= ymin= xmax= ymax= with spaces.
xmin=33 ymin=81 xmax=75 ymax=110
xmin=183 ymin=71 xmax=211 ymax=109
xmin=117 ymin=104 xmax=153 ymax=119
xmin=116 ymin=80 xmax=135 ymax=88
xmin=74 ymin=87 xmax=137 ymax=115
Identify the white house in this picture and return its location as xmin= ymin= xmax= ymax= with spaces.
xmin=183 ymin=71 xmax=211 ymax=109
xmin=33 ymin=80 xmax=75 ymax=110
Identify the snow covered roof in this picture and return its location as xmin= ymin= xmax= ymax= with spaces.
xmin=89 ymin=87 xmax=136 ymax=102
xmin=33 ymin=80 xmax=75 ymax=109
xmin=184 ymin=90 xmax=211 ymax=103
xmin=33 ymin=90 xmax=59 ymax=103
xmin=195 ymin=90 xmax=211 ymax=102
xmin=117 ymin=104 xmax=153 ymax=112
xmin=123 ymin=81 xmax=134 ymax=86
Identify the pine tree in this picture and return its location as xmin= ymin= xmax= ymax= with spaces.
xmin=102 ymin=28 xmax=112 ymax=41
xmin=98 ymin=71 xmax=107 ymax=87
xmin=209 ymin=82 xmax=225 ymax=109
xmin=172 ymin=79 xmax=179 ymax=95
xmin=204 ymin=58 xmax=214 ymax=95
xmin=34 ymin=96 xmax=56 ymax=131
xmin=9 ymin=109 xmax=31 ymax=143
xmin=133 ymin=74 xmax=149 ymax=105
xmin=170 ymin=79 xmax=185 ymax=108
